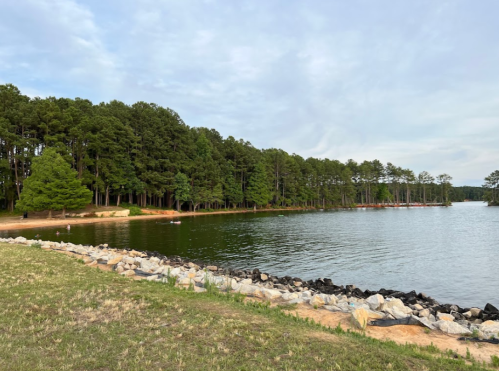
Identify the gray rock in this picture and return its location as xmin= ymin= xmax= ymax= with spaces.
xmin=238 ymin=284 xmax=257 ymax=295
xmin=479 ymin=321 xmax=499 ymax=338
xmin=263 ymin=289 xmax=282 ymax=300
xmin=336 ymin=302 xmax=354 ymax=312
xmin=121 ymin=270 xmax=135 ymax=277
xmin=381 ymin=298 xmax=405 ymax=311
xmin=366 ymin=294 xmax=384 ymax=311
xmin=435 ymin=320 xmax=471 ymax=335
xmin=416 ymin=316 xmax=436 ymax=330
xmin=412 ymin=304 xmax=424 ymax=311
xmin=140 ymin=259 xmax=159 ymax=272
xmin=419 ymin=309 xmax=430 ymax=318
xmin=457 ymin=320 xmax=470 ymax=328
xmin=169 ymin=267 xmax=181 ymax=276
xmin=463 ymin=311 xmax=472 ymax=319
xmin=282 ymin=292 xmax=299 ymax=301
xmin=301 ymin=291 xmax=312 ymax=299
xmin=470 ymin=307 xmax=482 ymax=317
xmin=324 ymin=305 xmax=342 ymax=312
xmin=310 ymin=295 xmax=326 ymax=308
xmin=385 ymin=307 xmax=410 ymax=320
xmin=324 ymin=294 xmax=337 ymax=305
xmin=437 ymin=313 xmax=455 ymax=321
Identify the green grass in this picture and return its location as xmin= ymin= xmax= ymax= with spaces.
xmin=0 ymin=209 xmax=23 ymax=217
xmin=0 ymin=243 xmax=493 ymax=371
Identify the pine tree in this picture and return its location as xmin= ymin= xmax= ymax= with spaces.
xmin=16 ymin=148 xmax=92 ymax=218
xmin=224 ymin=162 xmax=244 ymax=208
xmin=173 ymin=172 xmax=190 ymax=211
xmin=246 ymin=162 xmax=271 ymax=210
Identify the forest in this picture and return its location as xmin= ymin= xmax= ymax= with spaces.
xmin=0 ymin=83 xmax=483 ymax=212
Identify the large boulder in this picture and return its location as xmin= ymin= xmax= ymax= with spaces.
xmin=479 ymin=321 xmax=499 ymax=338
xmin=351 ymin=308 xmax=371 ymax=329
xmin=238 ymin=284 xmax=257 ymax=295
xmin=381 ymin=298 xmax=405 ymax=311
xmin=415 ymin=316 xmax=436 ymax=330
xmin=435 ymin=320 xmax=471 ymax=335
xmin=485 ymin=303 xmax=499 ymax=313
xmin=282 ymin=292 xmax=299 ymax=301
xmin=318 ymin=294 xmax=337 ymax=305
xmin=263 ymin=289 xmax=282 ymax=300
xmin=366 ymin=294 xmax=384 ymax=311
xmin=310 ymin=295 xmax=326 ymax=308
xmin=385 ymin=307 xmax=411 ymax=320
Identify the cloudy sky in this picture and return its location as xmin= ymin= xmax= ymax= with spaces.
xmin=2 ymin=0 xmax=498 ymax=185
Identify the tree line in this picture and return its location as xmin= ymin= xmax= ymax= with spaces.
xmin=1 ymin=83 xmax=459 ymax=212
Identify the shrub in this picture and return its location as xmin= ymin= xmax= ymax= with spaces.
xmin=128 ymin=206 xmax=143 ymax=216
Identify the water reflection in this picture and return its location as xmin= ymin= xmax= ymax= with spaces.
xmin=2 ymin=202 xmax=497 ymax=308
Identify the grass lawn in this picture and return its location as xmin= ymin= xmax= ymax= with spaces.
xmin=0 ymin=242 xmax=494 ymax=370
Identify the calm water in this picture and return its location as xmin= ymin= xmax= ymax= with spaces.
xmin=2 ymin=202 xmax=497 ymax=308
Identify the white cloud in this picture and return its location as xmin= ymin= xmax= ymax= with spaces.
xmin=1 ymin=0 xmax=498 ymax=185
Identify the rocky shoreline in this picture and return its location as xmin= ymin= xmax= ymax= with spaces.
xmin=4 ymin=236 xmax=499 ymax=339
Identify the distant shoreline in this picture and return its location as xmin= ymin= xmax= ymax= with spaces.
xmin=0 ymin=207 xmax=306 ymax=231
xmin=0 ymin=203 xmax=449 ymax=231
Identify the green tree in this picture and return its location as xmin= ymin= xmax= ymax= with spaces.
xmin=376 ymin=183 xmax=392 ymax=204
xmin=484 ymin=170 xmax=499 ymax=205
xmin=436 ymin=174 xmax=453 ymax=204
xmin=418 ymin=171 xmax=434 ymax=205
xmin=16 ymin=148 xmax=92 ymax=218
xmin=224 ymin=162 xmax=244 ymax=208
xmin=246 ymin=162 xmax=271 ymax=210
xmin=173 ymin=172 xmax=190 ymax=211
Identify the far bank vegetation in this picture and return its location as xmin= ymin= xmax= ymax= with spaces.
xmin=0 ymin=84 xmax=487 ymax=214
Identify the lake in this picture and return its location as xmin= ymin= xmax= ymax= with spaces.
xmin=2 ymin=202 xmax=497 ymax=309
